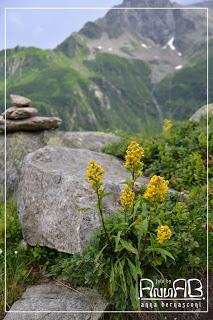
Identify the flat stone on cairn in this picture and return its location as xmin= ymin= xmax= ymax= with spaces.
xmin=2 ymin=106 xmax=38 ymax=120
xmin=0 ymin=94 xmax=62 ymax=132
xmin=10 ymin=94 xmax=32 ymax=107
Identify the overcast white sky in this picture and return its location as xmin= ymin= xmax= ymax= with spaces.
xmin=0 ymin=0 xmax=210 ymax=50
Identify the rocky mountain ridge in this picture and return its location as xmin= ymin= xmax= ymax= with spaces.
xmin=58 ymin=0 xmax=212 ymax=81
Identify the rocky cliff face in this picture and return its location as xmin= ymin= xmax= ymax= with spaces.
xmin=53 ymin=0 xmax=213 ymax=90
xmin=60 ymin=0 xmax=209 ymax=60
xmin=95 ymin=0 xmax=195 ymax=47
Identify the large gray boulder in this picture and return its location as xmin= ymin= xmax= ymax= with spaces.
xmin=0 ymin=132 xmax=45 ymax=197
xmin=17 ymin=146 xmax=148 ymax=253
xmin=0 ymin=131 xmax=120 ymax=197
xmin=4 ymin=283 xmax=107 ymax=320
xmin=43 ymin=131 xmax=121 ymax=152
xmin=190 ymin=103 xmax=213 ymax=122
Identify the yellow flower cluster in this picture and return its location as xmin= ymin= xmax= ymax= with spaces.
xmin=86 ymin=160 xmax=105 ymax=189
xmin=163 ymin=119 xmax=173 ymax=134
xmin=156 ymin=225 xmax=172 ymax=244
xmin=120 ymin=186 xmax=135 ymax=209
xmin=124 ymin=141 xmax=144 ymax=176
xmin=143 ymin=175 xmax=169 ymax=203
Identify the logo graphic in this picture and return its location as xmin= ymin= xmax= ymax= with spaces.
xmin=139 ymin=278 xmax=205 ymax=311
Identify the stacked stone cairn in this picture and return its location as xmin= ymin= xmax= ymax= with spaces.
xmin=0 ymin=94 xmax=62 ymax=133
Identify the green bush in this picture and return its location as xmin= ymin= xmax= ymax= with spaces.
xmin=104 ymin=118 xmax=209 ymax=192
xmin=0 ymin=117 xmax=210 ymax=314
xmin=50 ymin=142 xmax=207 ymax=311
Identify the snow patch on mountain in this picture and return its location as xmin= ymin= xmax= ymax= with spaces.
xmin=141 ymin=43 xmax=150 ymax=49
xmin=175 ymin=65 xmax=183 ymax=70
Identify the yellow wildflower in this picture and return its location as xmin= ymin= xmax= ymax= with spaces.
xmin=120 ymin=186 xmax=135 ymax=209
xmin=124 ymin=141 xmax=144 ymax=177
xmin=156 ymin=225 xmax=172 ymax=244
xmin=163 ymin=119 xmax=173 ymax=134
xmin=86 ymin=160 xmax=105 ymax=189
xmin=143 ymin=175 xmax=169 ymax=203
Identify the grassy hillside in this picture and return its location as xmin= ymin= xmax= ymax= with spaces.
xmin=84 ymin=53 xmax=159 ymax=132
xmin=0 ymin=38 xmax=211 ymax=132
xmin=0 ymin=47 xmax=96 ymax=131
xmin=154 ymin=41 xmax=213 ymax=120
xmin=0 ymin=47 xmax=160 ymax=133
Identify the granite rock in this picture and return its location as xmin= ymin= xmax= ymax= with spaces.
xmin=4 ymin=283 xmax=108 ymax=320
xmin=17 ymin=146 xmax=148 ymax=253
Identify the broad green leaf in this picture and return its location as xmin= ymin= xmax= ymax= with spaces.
xmin=120 ymin=239 xmax=138 ymax=254
xmin=114 ymin=244 xmax=124 ymax=252
xmin=146 ymin=247 xmax=175 ymax=261
xmin=118 ymin=260 xmax=127 ymax=297
xmin=142 ymin=217 xmax=148 ymax=231
xmin=127 ymin=258 xmax=138 ymax=281
xmin=94 ymin=244 xmax=108 ymax=263
xmin=130 ymin=278 xmax=140 ymax=310
xmin=133 ymin=217 xmax=143 ymax=230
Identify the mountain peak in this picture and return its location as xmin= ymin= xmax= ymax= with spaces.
xmin=120 ymin=0 xmax=172 ymax=7
xmin=95 ymin=0 xmax=194 ymax=45
xmin=56 ymin=0 xmax=208 ymax=82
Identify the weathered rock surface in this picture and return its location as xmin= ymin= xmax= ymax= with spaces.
xmin=0 ymin=116 xmax=62 ymax=133
xmin=2 ymin=106 xmax=38 ymax=120
xmin=17 ymin=146 xmax=148 ymax=253
xmin=190 ymin=103 xmax=213 ymax=122
xmin=43 ymin=131 xmax=121 ymax=151
xmin=4 ymin=283 xmax=107 ymax=320
xmin=10 ymin=94 xmax=32 ymax=107
xmin=0 ymin=132 xmax=45 ymax=197
xmin=0 ymin=131 xmax=120 ymax=197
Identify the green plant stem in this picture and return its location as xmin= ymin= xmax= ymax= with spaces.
xmin=132 ymin=169 xmax=135 ymax=184
xmin=132 ymin=202 xmax=136 ymax=223
xmin=131 ymin=168 xmax=136 ymax=223
xmin=131 ymin=168 xmax=137 ymax=187
xmin=96 ymin=189 xmax=111 ymax=245
xmin=140 ymin=208 xmax=152 ymax=258
xmin=124 ymin=210 xmax=127 ymax=222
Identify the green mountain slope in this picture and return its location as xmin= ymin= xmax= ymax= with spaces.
xmin=0 ymin=0 xmax=212 ymax=132
xmin=154 ymin=44 xmax=213 ymax=120
xmin=0 ymin=47 xmax=160 ymax=133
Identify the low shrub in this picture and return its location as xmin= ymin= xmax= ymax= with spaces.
xmin=50 ymin=141 xmax=207 ymax=311
xmin=103 ymin=118 xmax=210 ymax=192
